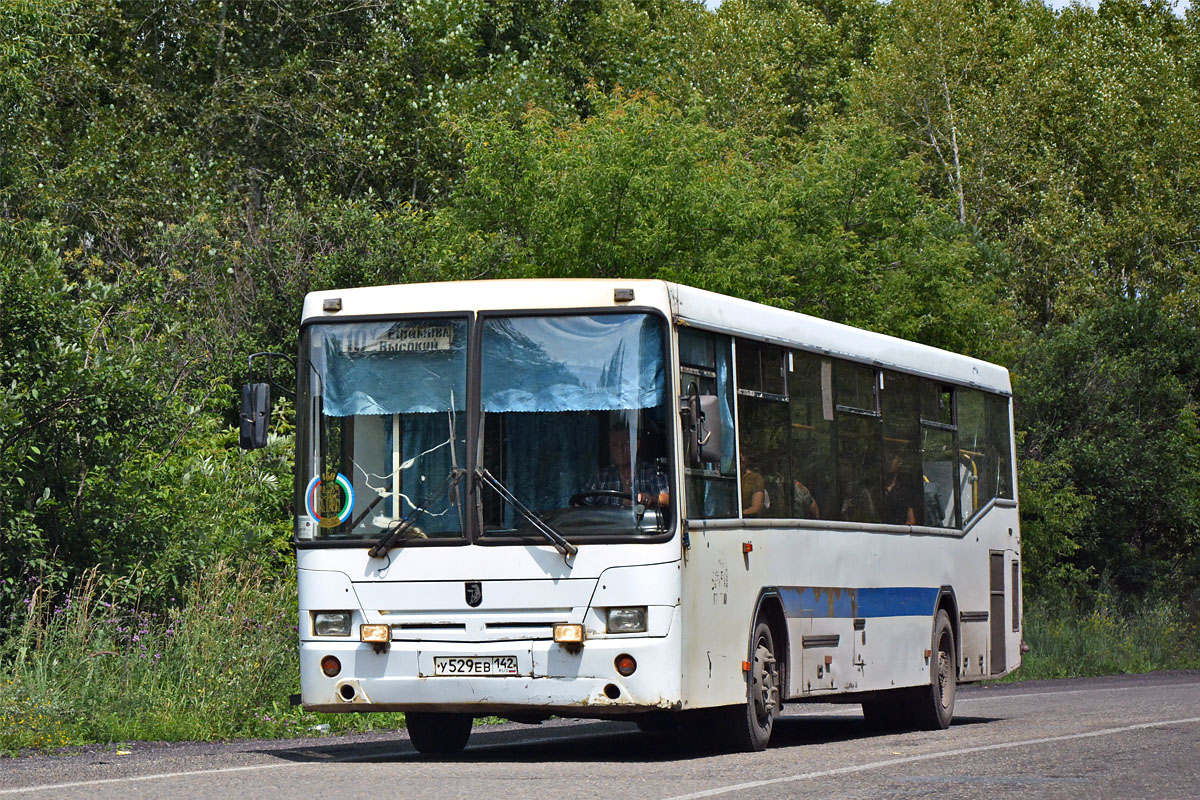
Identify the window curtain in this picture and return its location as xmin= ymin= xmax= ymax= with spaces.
xmin=482 ymin=315 xmax=664 ymax=413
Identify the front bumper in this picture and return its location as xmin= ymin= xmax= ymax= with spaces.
xmin=300 ymin=607 xmax=682 ymax=716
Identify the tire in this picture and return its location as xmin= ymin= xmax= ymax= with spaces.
xmin=405 ymin=711 xmax=473 ymax=755
xmin=721 ymin=620 xmax=780 ymax=752
xmin=908 ymin=609 xmax=957 ymax=730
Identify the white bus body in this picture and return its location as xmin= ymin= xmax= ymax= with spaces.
xmin=286 ymin=280 xmax=1021 ymax=752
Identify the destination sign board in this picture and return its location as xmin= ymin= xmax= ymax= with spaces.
xmin=339 ymin=323 xmax=454 ymax=354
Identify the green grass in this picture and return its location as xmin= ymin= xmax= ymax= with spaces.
xmin=0 ymin=562 xmax=404 ymax=755
xmin=1010 ymin=591 xmax=1200 ymax=680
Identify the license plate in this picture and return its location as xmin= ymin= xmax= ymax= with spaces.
xmin=433 ymin=655 xmax=519 ymax=676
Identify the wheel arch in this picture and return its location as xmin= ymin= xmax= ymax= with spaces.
xmin=750 ymin=588 xmax=789 ymax=695
xmin=936 ymin=585 xmax=960 ymax=676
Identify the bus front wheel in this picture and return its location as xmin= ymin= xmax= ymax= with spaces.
xmin=405 ymin=711 xmax=473 ymax=755
xmin=721 ymin=620 xmax=779 ymax=752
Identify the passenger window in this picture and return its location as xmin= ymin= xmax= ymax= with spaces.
xmin=835 ymin=363 xmax=881 ymax=523
xmin=736 ymin=340 xmax=787 ymax=397
xmin=988 ymin=395 xmax=1014 ymax=500
xmin=920 ymin=381 xmax=959 ymax=528
xmin=957 ymin=389 xmax=989 ymax=522
xmin=921 ymin=426 xmax=958 ymax=527
xmin=788 ymin=352 xmax=834 ymax=521
xmin=836 ymin=361 xmax=877 ymax=412
xmin=920 ymin=381 xmax=953 ymax=426
xmin=679 ymin=329 xmax=737 ymax=518
xmin=736 ymin=339 xmax=788 ymax=519
xmin=881 ymin=371 xmax=921 ymax=525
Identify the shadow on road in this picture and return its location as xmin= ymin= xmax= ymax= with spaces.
xmin=260 ymin=712 xmax=1001 ymax=766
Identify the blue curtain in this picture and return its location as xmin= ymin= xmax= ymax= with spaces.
xmin=716 ymin=340 xmax=735 ymax=472
xmin=482 ymin=315 xmax=664 ymax=413
xmin=317 ymin=320 xmax=468 ymax=417
xmin=499 ymin=412 xmax=599 ymax=524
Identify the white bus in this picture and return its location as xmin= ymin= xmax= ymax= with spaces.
xmin=241 ymin=279 xmax=1021 ymax=754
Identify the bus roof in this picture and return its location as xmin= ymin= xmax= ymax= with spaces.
xmin=302 ymin=279 xmax=1011 ymax=395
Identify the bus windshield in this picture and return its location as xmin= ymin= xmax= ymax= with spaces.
xmin=479 ymin=313 xmax=671 ymax=539
xmin=297 ymin=318 xmax=468 ymax=542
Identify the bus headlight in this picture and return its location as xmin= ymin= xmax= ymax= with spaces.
xmin=554 ymin=623 xmax=585 ymax=644
xmin=360 ymin=624 xmax=390 ymax=643
xmin=606 ymin=607 xmax=647 ymax=634
xmin=313 ymin=611 xmax=352 ymax=637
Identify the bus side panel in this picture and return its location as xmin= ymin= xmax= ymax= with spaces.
xmin=680 ymin=527 xmax=760 ymax=709
xmin=680 ymin=510 xmax=1021 ymax=708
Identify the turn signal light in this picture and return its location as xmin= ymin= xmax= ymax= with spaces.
xmin=615 ymin=654 xmax=637 ymax=677
xmin=554 ymin=623 xmax=584 ymax=644
xmin=320 ymin=655 xmax=341 ymax=677
xmin=360 ymin=624 xmax=390 ymax=643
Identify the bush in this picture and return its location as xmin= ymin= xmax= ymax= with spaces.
xmin=1014 ymin=589 xmax=1200 ymax=681
xmin=0 ymin=561 xmax=403 ymax=754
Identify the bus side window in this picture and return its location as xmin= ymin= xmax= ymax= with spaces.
xmin=958 ymin=389 xmax=991 ymax=523
xmin=920 ymin=381 xmax=959 ymax=528
xmin=881 ymin=371 xmax=921 ymax=526
xmin=988 ymin=395 xmax=1014 ymax=500
xmin=679 ymin=329 xmax=738 ymax=519
xmin=834 ymin=362 xmax=882 ymax=524
xmin=736 ymin=339 xmax=789 ymax=519
xmin=788 ymin=351 xmax=834 ymax=521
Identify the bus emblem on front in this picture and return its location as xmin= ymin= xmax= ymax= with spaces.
xmin=465 ymin=581 xmax=482 ymax=607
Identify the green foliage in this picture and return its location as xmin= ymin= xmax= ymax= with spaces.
xmin=855 ymin=0 xmax=1200 ymax=325
xmin=1014 ymin=589 xmax=1200 ymax=680
xmin=0 ymin=562 xmax=403 ymax=753
xmin=2 ymin=0 xmax=1200 ymax=750
xmin=426 ymin=93 xmax=795 ymax=301
xmin=1017 ymin=300 xmax=1200 ymax=601
xmin=407 ymin=94 xmax=1008 ymax=358
xmin=0 ymin=225 xmax=293 ymax=618
xmin=780 ymin=114 xmax=1014 ymax=355
xmin=1014 ymin=456 xmax=1093 ymax=597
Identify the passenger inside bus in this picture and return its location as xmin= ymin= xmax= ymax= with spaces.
xmin=839 ymin=462 xmax=879 ymax=523
xmin=793 ymin=479 xmax=820 ymax=519
xmin=742 ymin=467 xmax=766 ymax=516
xmin=883 ymin=454 xmax=918 ymax=525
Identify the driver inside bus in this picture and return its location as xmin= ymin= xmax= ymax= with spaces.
xmin=581 ymin=423 xmax=670 ymax=509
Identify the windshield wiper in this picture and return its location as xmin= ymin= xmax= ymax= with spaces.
xmin=367 ymin=468 xmax=463 ymax=559
xmin=475 ymin=467 xmax=578 ymax=566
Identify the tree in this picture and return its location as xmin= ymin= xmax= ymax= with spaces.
xmin=1017 ymin=299 xmax=1200 ymax=601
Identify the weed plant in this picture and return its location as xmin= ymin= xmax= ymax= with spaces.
xmin=1013 ymin=590 xmax=1200 ymax=680
xmin=0 ymin=561 xmax=403 ymax=755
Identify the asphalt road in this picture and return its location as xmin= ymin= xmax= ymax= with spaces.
xmin=3 ymin=671 xmax=1198 ymax=799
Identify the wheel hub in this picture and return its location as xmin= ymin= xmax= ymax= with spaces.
xmin=752 ymin=642 xmax=778 ymax=724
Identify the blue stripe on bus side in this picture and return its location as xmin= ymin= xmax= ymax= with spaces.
xmin=779 ymin=586 xmax=940 ymax=619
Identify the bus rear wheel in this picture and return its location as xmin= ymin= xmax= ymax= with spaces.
xmin=405 ymin=711 xmax=473 ymax=755
xmin=721 ymin=620 xmax=779 ymax=752
xmin=910 ymin=609 xmax=957 ymax=730
xmin=862 ymin=609 xmax=957 ymax=731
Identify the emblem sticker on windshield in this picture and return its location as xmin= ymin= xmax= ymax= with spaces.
xmin=305 ymin=472 xmax=355 ymax=528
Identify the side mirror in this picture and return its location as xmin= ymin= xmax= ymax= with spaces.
xmin=239 ymin=383 xmax=271 ymax=450
xmin=681 ymin=384 xmax=724 ymax=466
xmin=697 ymin=393 xmax=723 ymax=464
